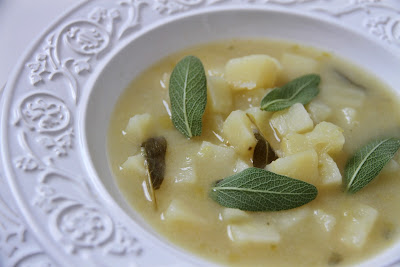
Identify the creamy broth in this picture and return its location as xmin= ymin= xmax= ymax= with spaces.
xmin=108 ymin=40 xmax=400 ymax=266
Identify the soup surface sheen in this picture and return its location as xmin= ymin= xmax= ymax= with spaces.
xmin=108 ymin=39 xmax=400 ymax=266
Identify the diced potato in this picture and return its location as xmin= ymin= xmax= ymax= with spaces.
xmin=245 ymin=107 xmax=280 ymax=152
xmin=223 ymin=110 xmax=257 ymax=158
xmin=339 ymin=203 xmax=378 ymax=249
xmin=270 ymin=103 xmax=314 ymax=137
xmin=306 ymin=101 xmax=332 ymax=124
xmin=163 ymin=199 xmax=206 ymax=225
xmin=280 ymin=133 xmax=311 ymax=156
xmin=319 ymin=153 xmax=342 ymax=186
xmin=281 ymin=53 xmax=319 ymax=81
xmin=234 ymin=159 xmax=250 ymax=173
xmin=313 ymin=209 xmax=336 ymax=233
xmin=227 ymin=222 xmax=280 ymax=244
xmin=125 ymin=113 xmax=154 ymax=144
xmin=208 ymin=76 xmax=233 ymax=114
xmin=335 ymin=107 xmax=359 ymax=129
xmin=222 ymin=208 xmax=250 ymax=223
xmin=196 ymin=141 xmax=237 ymax=183
xmin=270 ymin=207 xmax=311 ymax=231
xmin=305 ymin=122 xmax=345 ymax=155
xmin=121 ymin=154 xmax=146 ymax=176
xmin=267 ymin=149 xmax=319 ymax=184
xmin=174 ymin=156 xmax=197 ymax=184
xmin=225 ymin=55 xmax=281 ymax=90
xmin=234 ymin=88 xmax=271 ymax=110
xmin=166 ymin=138 xmax=200 ymax=184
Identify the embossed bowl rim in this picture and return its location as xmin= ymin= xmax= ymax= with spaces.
xmin=83 ymin=6 xmax=400 ymax=267
xmin=0 ymin=2 xmax=399 ymax=266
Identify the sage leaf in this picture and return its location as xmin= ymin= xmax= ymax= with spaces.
xmin=141 ymin=137 xmax=167 ymax=190
xmin=169 ymin=56 xmax=207 ymax=138
xmin=253 ymin=132 xmax=277 ymax=169
xmin=345 ymin=138 xmax=400 ymax=193
xmin=210 ymin=167 xmax=318 ymax=211
xmin=261 ymin=74 xmax=320 ymax=111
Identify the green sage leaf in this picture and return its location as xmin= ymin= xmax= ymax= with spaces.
xmin=261 ymin=74 xmax=320 ymax=111
xmin=210 ymin=167 xmax=318 ymax=211
xmin=169 ymin=56 xmax=207 ymax=138
xmin=345 ymin=138 xmax=400 ymax=193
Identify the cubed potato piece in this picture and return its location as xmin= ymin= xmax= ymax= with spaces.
xmin=335 ymin=107 xmax=359 ymax=129
xmin=208 ymin=76 xmax=233 ymax=114
xmin=270 ymin=103 xmax=314 ymax=137
xmin=125 ymin=113 xmax=153 ymax=144
xmin=281 ymin=53 xmax=319 ymax=81
xmin=313 ymin=209 xmax=336 ymax=233
xmin=267 ymin=149 xmax=319 ymax=184
xmin=225 ymin=55 xmax=281 ymax=90
xmin=222 ymin=208 xmax=250 ymax=223
xmin=173 ymin=156 xmax=197 ymax=184
xmin=339 ymin=203 xmax=378 ymax=249
xmin=319 ymin=153 xmax=342 ymax=186
xmin=305 ymin=122 xmax=345 ymax=155
xmin=121 ymin=154 xmax=146 ymax=176
xmin=234 ymin=159 xmax=250 ymax=173
xmin=245 ymin=107 xmax=280 ymax=152
xmin=270 ymin=207 xmax=311 ymax=231
xmin=227 ymin=222 xmax=280 ymax=244
xmin=280 ymin=133 xmax=312 ymax=156
xmin=163 ymin=199 xmax=206 ymax=225
xmin=223 ymin=110 xmax=257 ymax=158
xmin=306 ymin=101 xmax=332 ymax=124
xmin=196 ymin=141 xmax=237 ymax=183
xmin=234 ymin=88 xmax=271 ymax=110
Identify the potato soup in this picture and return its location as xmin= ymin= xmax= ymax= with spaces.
xmin=107 ymin=39 xmax=400 ymax=266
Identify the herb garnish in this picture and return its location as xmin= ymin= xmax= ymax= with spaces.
xmin=210 ymin=167 xmax=318 ymax=211
xmin=169 ymin=56 xmax=207 ymax=138
xmin=261 ymin=74 xmax=320 ymax=111
xmin=345 ymin=137 xmax=400 ymax=193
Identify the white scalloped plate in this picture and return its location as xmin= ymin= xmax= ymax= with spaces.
xmin=1 ymin=0 xmax=400 ymax=266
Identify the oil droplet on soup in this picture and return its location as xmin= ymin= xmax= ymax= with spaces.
xmin=108 ymin=39 xmax=400 ymax=266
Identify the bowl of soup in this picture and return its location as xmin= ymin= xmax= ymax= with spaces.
xmin=1 ymin=2 xmax=395 ymax=266
xmin=80 ymin=5 xmax=400 ymax=266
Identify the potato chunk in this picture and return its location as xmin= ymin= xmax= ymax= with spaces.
xmin=306 ymin=100 xmax=332 ymax=124
xmin=225 ymin=55 xmax=281 ymax=90
xmin=281 ymin=53 xmax=319 ymax=81
xmin=313 ymin=209 xmax=336 ymax=233
xmin=280 ymin=133 xmax=311 ymax=156
xmin=267 ymin=149 xmax=319 ymax=184
xmin=270 ymin=103 xmax=314 ymax=137
xmin=208 ymin=76 xmax=233 ymax=114
xmin=163 ymin=199 xmax=206 ymax=225
xmin=339 ymin=203 xmax=378 ymax=249
xmin=121 ymin=154 xmax=146 ymax=176
xmin=270 ymin=207 xmax=311 ymax=231
xmin=222 ymin=208 xmax=250 ymax=223
xmin=305 ymin=122 xmax=345 ymax=155
xmin=223 ymin=110 xmax=257 ymax=158
xmin=196 ymin=141 xmax=237 ymax=183
xmin=125 ymin=113 xmax=153 ymax=144
xmin=227 ymin=222 xmax=280 ymax=244
xmin=319 ymin=153 xmax=342 ymax=186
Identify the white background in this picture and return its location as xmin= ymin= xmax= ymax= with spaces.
xmin=0 ymin=0 xmax=78 ymax=89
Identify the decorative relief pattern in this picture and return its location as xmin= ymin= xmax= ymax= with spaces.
xmin=1 ymin=0 xmax=399 ymax=266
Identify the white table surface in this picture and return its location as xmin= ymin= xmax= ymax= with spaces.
xmin=0 ymin=0 xmax=78 ymax=89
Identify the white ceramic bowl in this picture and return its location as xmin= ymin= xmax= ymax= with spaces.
xmin=1 ymin=1 xmax=400 ymax=266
